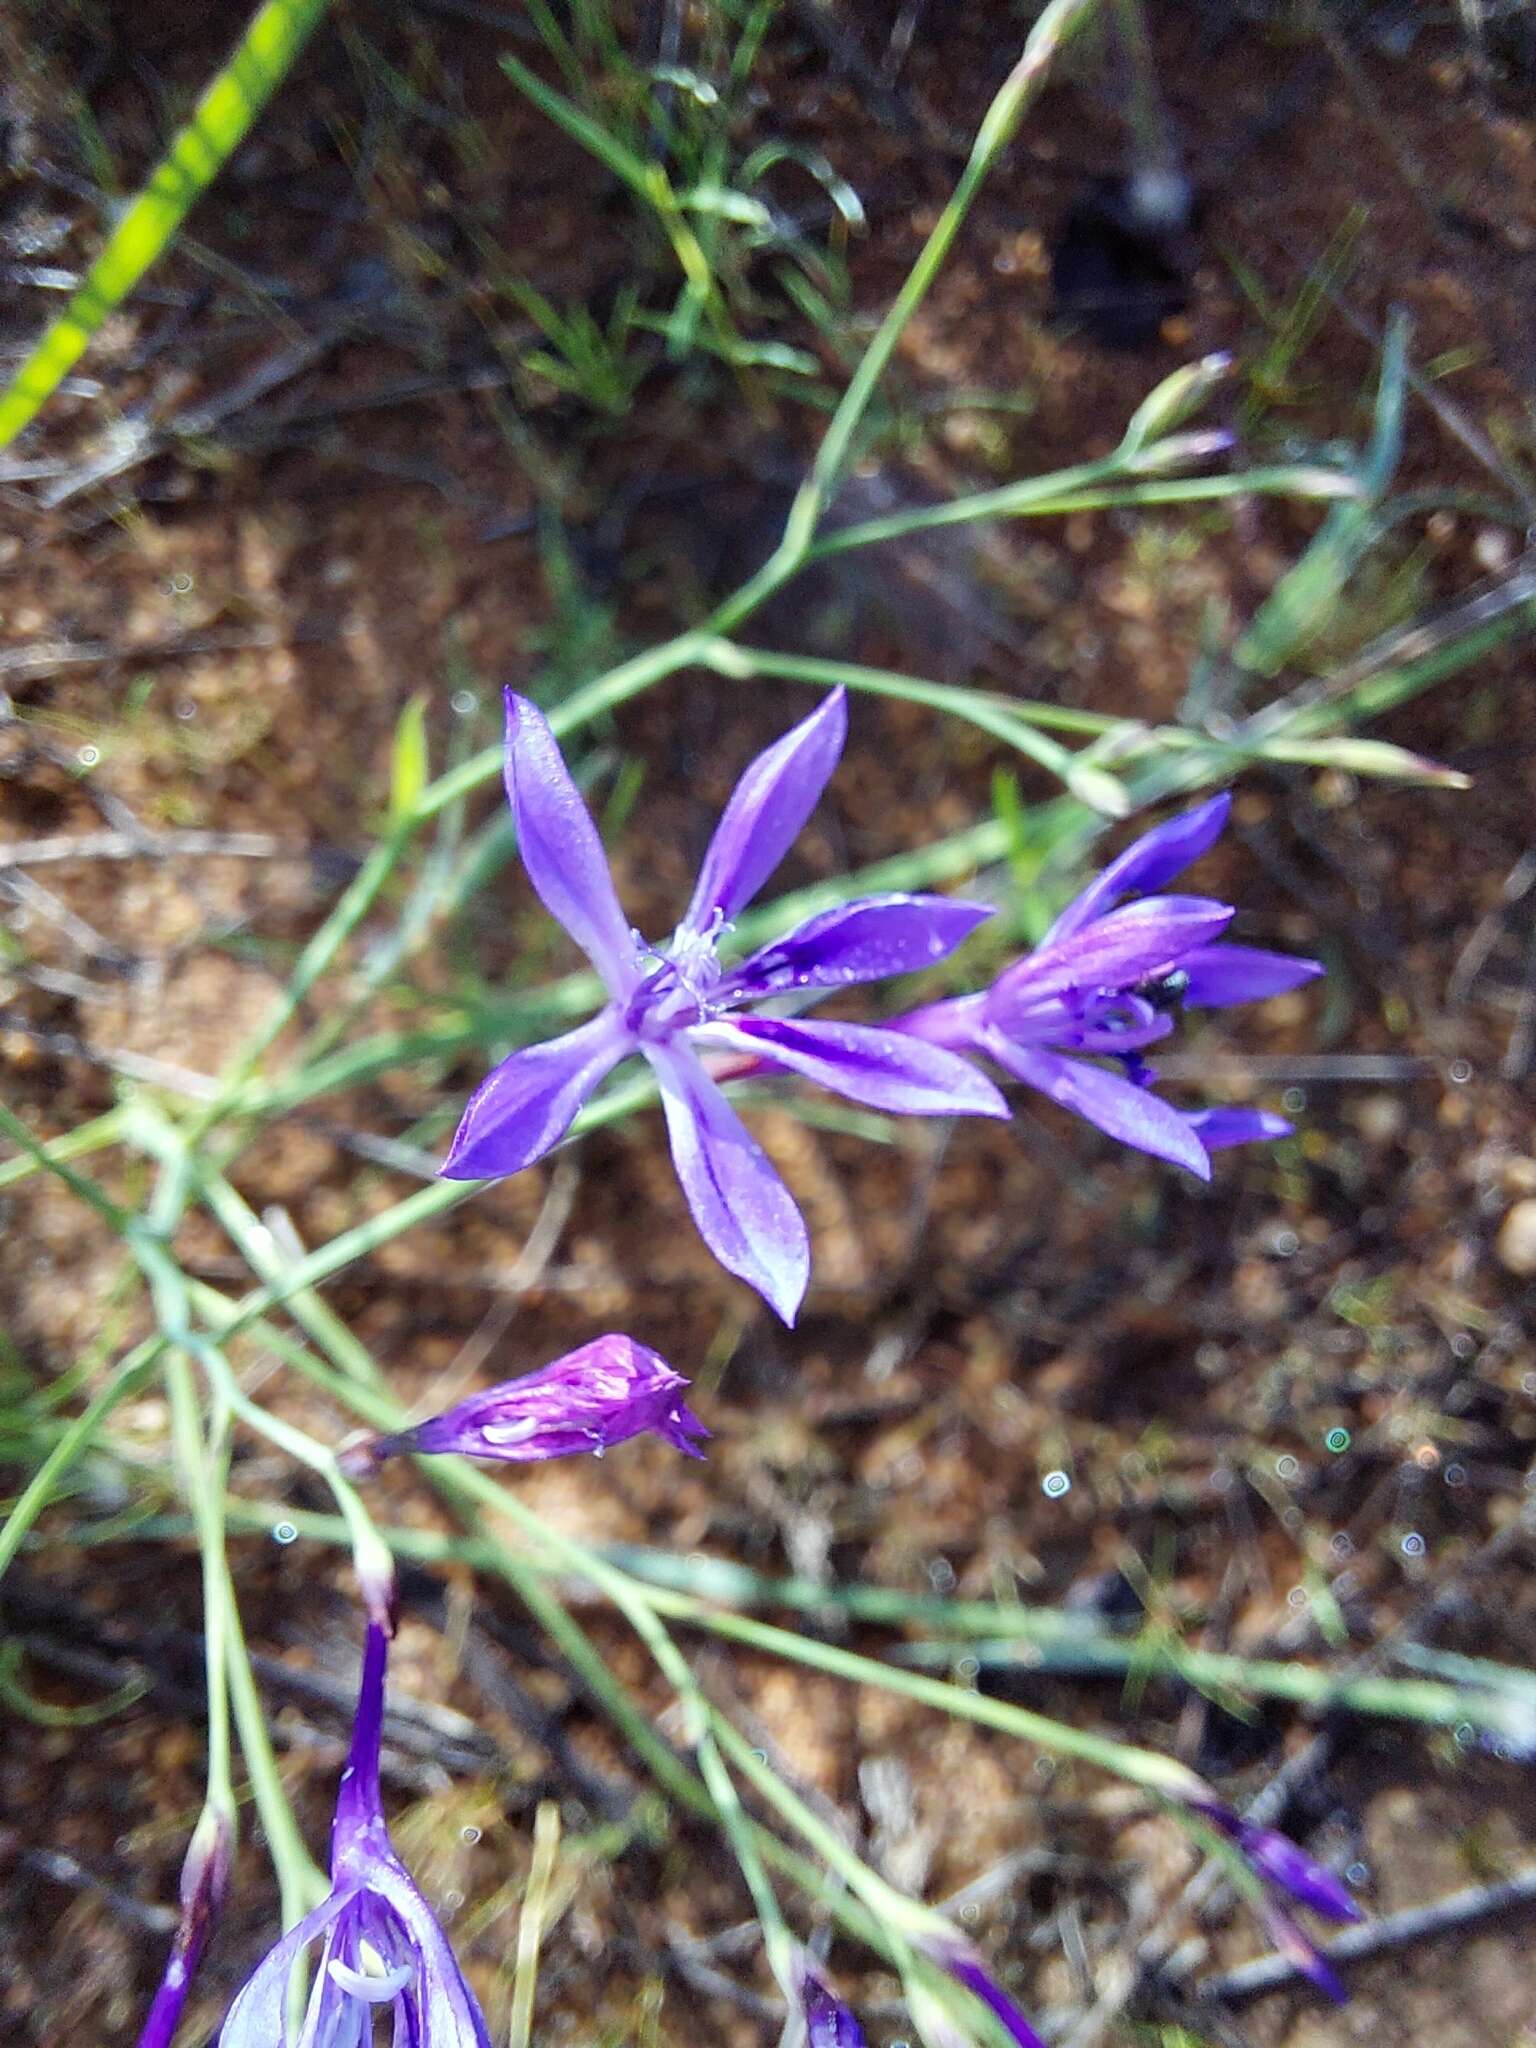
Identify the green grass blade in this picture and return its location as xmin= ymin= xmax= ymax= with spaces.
xmin=1234 ymin=310 xmax=1409 ymax=677
xmin=0 ymin=0 xmax=332 ymax=452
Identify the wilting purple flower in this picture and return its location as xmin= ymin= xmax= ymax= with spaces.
xmin=1192 ymin=1795 xmax=1359 ymax=1921
xmin=442 ymin=688 xmax=1005 ymax=1321
xmin=136 ymin=1802 xmax=233 ymax=2048
xmin=895 ymin=794 xmax=1321 ymax=1178
xmin=922 ymin=1934 xmax=1047 ymax=2048
xmin=343 ymin=1333 xmax=707 ymax=1472
xmin=1191 ymin=1794 xmax=1359 ymax=2002
xmin=220 ymin=1624 xmax=492 ymax=2048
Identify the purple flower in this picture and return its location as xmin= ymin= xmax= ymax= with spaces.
xmin=895 ymin=794 xmax=1321 ymax=1178
xmin=442 ymin=688 xmax=1005 ymax=1321
xmin=343 ymin=1333 xmax=708 ymax=1472
xmin=136 ymin=1803 xmax=233 ymax=2048
xmin=219 ymin=1624 xmax=492 ymax=2048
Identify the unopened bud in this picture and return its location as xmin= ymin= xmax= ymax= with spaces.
xmin=135 ymin=1800 xmax=234 ymax=2048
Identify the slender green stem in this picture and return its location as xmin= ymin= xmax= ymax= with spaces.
xmin=779 ymin=0 xmax=1100 ymax=552
xmin=712 ymin=1717 xmax=933 ymax=1940
xmin=807 ymin=463 xmax=1358 ymax=555
xmin=220 ymin=1553 xmax=329 ymax=1922
xmin=693 ymin=1733 xmax=799 ymax=1993
xmin=0 ymin=1105 xmax=130 ymax=1193
xmin=0 ymin=0 xmax=334 ymax=449
xmin=165 ymin=1354 xmax=236 ymax=1826
xmin=698 ymin=638 xmax=1129 ymax=815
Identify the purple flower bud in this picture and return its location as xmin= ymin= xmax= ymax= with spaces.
xmin=921 ymin=1934 xmax=1047 ymax=2048
xmin=1193 ymin=1799 xmax=1360 ymax=1924
xmin=799 ymin=1962 xmax=868 ymax=2046
xmin=219 ymin=1623 xmax=493 ymax=2047
xmin=344 ymin=1334 xmax=708 ymax=1473
xmin=135 ymin=1801 xmax=233 ymax=2048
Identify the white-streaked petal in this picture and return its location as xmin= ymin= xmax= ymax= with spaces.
xmin=646 ymin=1040 xmax=809 ymax=1324
xmin=680 ymin=690 xmax=847 ymax=934
xmin=503 ymin=690 xmax=637 ymax=992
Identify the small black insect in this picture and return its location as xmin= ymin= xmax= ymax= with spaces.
xmin=1136 ymin=967 xmax=1190 ymax=1015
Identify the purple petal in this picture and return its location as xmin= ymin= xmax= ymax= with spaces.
xmin=1185 ymin=1106 xmax=1292 ymax=1151
xmin=990 ymin=897 xmax=1235 ymax=1021
xmin=722 ymin=894 xmax=993 ymax=1000
xmin=366 ymin=1861 xmax=496 ymax=2047
xmin=885 ymin=992 xmax=988 ymax=1052
xmin=441 ymin=1009 xmax=632 ymax=1181
xmin=800 ymin=1964 xmax=868 ymax=2048
xmin=646 ymin=1040 xmax=810 ymax=1323
xmin=1262 ymin=1906 xmax=1349 ymax=2004
xmin=1179 ymin=944 xmax=1324 ymax=1008
xmin=216 ymin=1891 xmax=353 ymax=2048
xmin=680 ymin=690 xmax=847 ymax=934
xmin=332 ymin=1622 xmax=390 ymax=1859
xmin=989 ymin=1041 xmax=1212 ymax=1178
xmin=798 ymin=1949 xmax=872 ymax=2048
xmin=503 ymin=691 xmax=637 ymax=993
xmin=710 ymin=1017 xmax=1008 ymax=1119
xmin=940 ymin=1949 xmax=1048 ymax=2048
xmin=1239 ymin=1826 xmax=1361 ymax=1923
xmin=1044 ymin=795 xmax=1231 ymax=944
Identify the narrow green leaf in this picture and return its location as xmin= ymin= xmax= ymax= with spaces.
xmin=1235 ymin=311 xmax=1409 ymax=677
xmin=0 ymin=0 xmax=332 ymax=451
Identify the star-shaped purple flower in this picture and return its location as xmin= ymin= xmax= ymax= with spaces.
xmin=219 ymin=1623 xmax=492 ymax=2048
xmin=342 ymin=1333 xmax=708 ymax=1472
xmin=895 ymin=793 xmax=1321 ymax=1177
xmin=442 ymin=688 xmax=1006 ymax=1321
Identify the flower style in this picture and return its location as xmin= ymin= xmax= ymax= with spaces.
xmin=442 ymin=688 xmax=1006 ymax=1321
xmin=343 ymin=1333 xmax=708 ymax=1473
xmin=895 ymin=793 xmax=1321 ymax=1177
xmin=220 ymin=1623 xmax=492 ymax=2048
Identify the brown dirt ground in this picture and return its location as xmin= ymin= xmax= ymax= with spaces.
xmin=3 ymin=4 xmax=1536 ymax=2045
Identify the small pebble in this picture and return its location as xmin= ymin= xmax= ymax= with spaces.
xmin=1495 ymin=1197 xmax=1536 ymax=1277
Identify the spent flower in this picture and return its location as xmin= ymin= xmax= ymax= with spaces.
xmin=136 ymin=1800 xmax=233 ymax=2048
xmin=796 ymin=1958 xmax=868 ymax=2047
xmin=343 ymin=1333 xmax=707 ymax=1473
xmin=219 ymin=1622 xmax=492 ymax=2048
xmin=895 ymin=793 xmax=1320 ymax=1176
xmin=442 ymin=688 xmax=1005 ymax=1321
xmin=1190 ymin=1792 xmax=1360 ymax=2001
